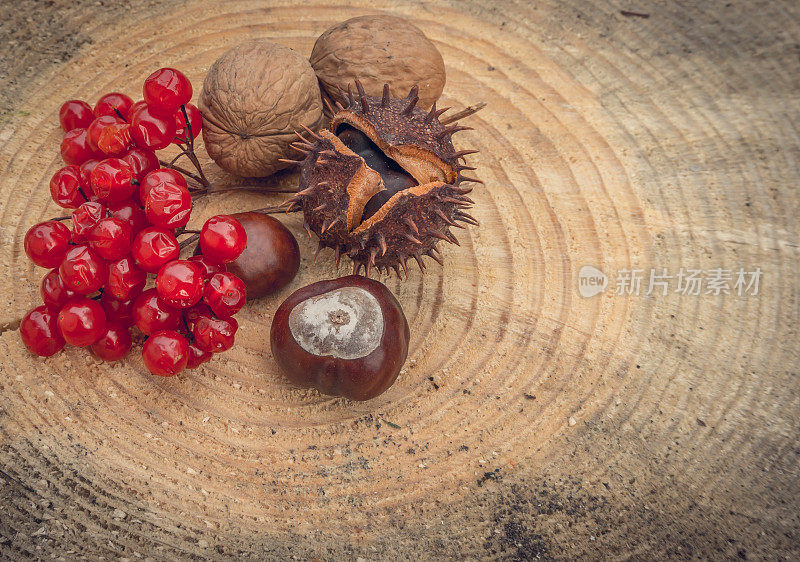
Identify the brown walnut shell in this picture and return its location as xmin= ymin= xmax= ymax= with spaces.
xmin=199 ymin=40 xmax=324 ymax=177
xmin=310 ymin=15 xmax=445 ymax=111
xmin=285 ymin=82 xmax=479 ymax=278
xmin=270 ymin=275 xmax=409 ymax=401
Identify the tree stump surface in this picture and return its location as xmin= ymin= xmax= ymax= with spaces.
xmin=1 ymin=1 xmax=798 ymax=559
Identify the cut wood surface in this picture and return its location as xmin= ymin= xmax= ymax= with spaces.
xmin=1 ymin=0 xmax=798 ymax=559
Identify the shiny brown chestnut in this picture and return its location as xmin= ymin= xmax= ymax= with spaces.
xmin=196 ymin=212 xmax=300 ymax=299
xmin=270 ymin=275 xmax=409 ymax=401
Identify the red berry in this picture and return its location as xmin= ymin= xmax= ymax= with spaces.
xmin=132 ymin=288 xmax=181 ymax=335
xmin=41 ymin=269 xmax=75 ymax=307
xmin=97 ymin=123 xmax=134 ymax=156
xmin=61 ymin=128 xmax=96 ymax=165
xmin=86 ymin=114 xmax=125 ymax=152
xmin=143 ymin=68 xmax=192 ymax=116
xmin=130 ymin=103 xmax=177 ymax=150
xmin=186 ymin=343 xmax=212 ymax=369
xmin=71 ymin=201 xmax=106 ymax=242
xmin=109 ymin=200 xmax=148 ymax=234
xmin=193 ymin=315 xmax=238 ymax=353
xmin=90 ymin=323 xmax=132 ymax=361
xmin=188 ymin=255 xmax=226 ymax=281
xmin=107 ymin=256 xmax=147 ymax=301
xmin=183 ymin=302 xmax=213 ymax=331
xmin=78 ymin=159 xmax=100 ymax=193
xmin=131 ymin=227 xmax=179 ymax=273
xmin=142 ymin=329 xmax=189 ymax=376
xmin=88 ymin=217 xmax=132 ymax=260
xmin=127 ymin=100 xmax=148 ymax=122
xmin=99 ymin=292 xmax=136 ymax=327
xmin=24 ymin=221 xmax=71 ymax=268
xmin=59 ymin=100 xmax=94 ymax=132
xmin=173 ymin=103 xmax=202 ymax=142
xmin=93 ymin=92 xmax=134 ymax=119
xmin=20 ymin=305 xmax=65 ymax=357
xmin=90 ymin=158 xmax=136 ymax=204
xmin=199 ymin=215 xmax=247 ymax=264
xmin=57 ymin=297 xmax=107 ymax=346
xmin=204 ymin=272 xmax=246 ymax=318
xmin=50 ymin=165 xmax=86 ymax=208
xmin=139 ymin=168 xmax=187 ymax=203
xmin=156 ymin=260 xmax=204 ymax=308
xmin=144 ymin=180 xmax=191 ymax=229
xmin=121 ymin=148 xmax=159 ymax=181
xmin=58 ymin=245 xmax=107 ymax=294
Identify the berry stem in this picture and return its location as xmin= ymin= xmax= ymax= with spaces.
xmin=191 ymin=186 xmax=301 ymax=199
xmin=182 ymin=150 xmax=210 ymax=188
xmin=181 ymin=105 xmax=194 ymax=145
xmin=168 ymin=151 xmax=186 ymax=167
xmin=182 ymin=314 xmax=193 ymax=340
xmin=178 ymin=233 xmax=200 ymax=249
xmin=250 ymin=203 xmax=295 ymax=214
xmin=158 ymin=158 xmax=206 ymax=188
xmin=440 ymin=102 xmax=486 ymax=126
xmin=179 ymin=104 xmax=211 ymax=189
xmin=155 ymin=105 xmax=211 ymax=189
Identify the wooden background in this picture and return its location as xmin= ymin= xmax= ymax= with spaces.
xmin=1 ymin=0 xmax=799 ymax=559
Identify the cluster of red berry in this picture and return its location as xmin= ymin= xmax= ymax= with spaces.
xmin=20 ymin=68 xmax=249 ymax=377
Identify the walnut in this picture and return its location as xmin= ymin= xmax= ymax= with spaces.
xmin=310 ymin=15 xmax=445 ymax=111
xmin=199 ymin=40 xmax=324 ymax=178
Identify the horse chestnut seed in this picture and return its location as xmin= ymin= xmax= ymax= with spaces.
xmin=270 ymin=275 xmax=409 ymax=401
xmin=196 ymin=212 xmax=299 ymax=300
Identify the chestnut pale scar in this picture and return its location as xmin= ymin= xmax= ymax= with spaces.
xmin=287 ymin=287 xmax=384 ymax=360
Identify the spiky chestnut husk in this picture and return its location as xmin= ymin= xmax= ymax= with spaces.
xmin=282 ymin=82 xmax=480 ymax=278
